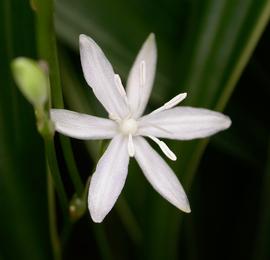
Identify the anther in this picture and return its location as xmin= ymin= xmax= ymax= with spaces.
xmin=150 ymin=93 xmax=187 ymax=115
xmin=114 ymin=74 xmax=128 ymax=104
xmin=164 ymin=93 xmax=187 ymax=109
xmin=148 ymin=135 xmax=177 ymax=161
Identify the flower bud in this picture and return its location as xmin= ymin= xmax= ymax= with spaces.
xmin=69 ymin=195 xmax=86 ymax=221
xmin=11 ymin=57 xmax=48 ymax=108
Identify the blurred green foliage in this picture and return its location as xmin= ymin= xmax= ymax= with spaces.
xmin=0 ymin=0 xmax=269 ymax=259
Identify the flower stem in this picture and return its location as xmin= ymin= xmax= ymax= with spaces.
xmin=92 ymin=225 xmax=113 ymax=260
xmin=115 ymin=196 xmax=142 ymax=245
xmin=47 ymin=164 xmax=62 ymax=260
xmin=60 ymin=136 xmax=84 ymax=195
xmin=45 ymin=137 xmax=69 ymax=213
xmin=33 ymin=0 xmax=84 ymax=196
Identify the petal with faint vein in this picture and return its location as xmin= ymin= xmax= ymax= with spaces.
xmin=138 ymin=106 xmax=231 ymax=140
xmin=50 ymin=109 xmax=117 ymax=140
xmin=80 ymin=34 xmax=129 ymax=118
xmin=126 ymin=33 xmax=157 ymax=118
xmin=88 ymin=135 xmax=129 ymax=223
xmin=134 ymin=136 xmax=190 ymax=213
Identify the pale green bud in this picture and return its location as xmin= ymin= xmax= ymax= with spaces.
xmin=11 ymin=57 xmax=48 ymax=108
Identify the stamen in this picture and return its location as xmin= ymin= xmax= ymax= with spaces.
xmin=128 ymin=134 xmax=135 ymax=157
xmin=164 ymin=93 xmax=187 ymax=109
xmin=139 ymin=60 xmax=146 ymax=88
xmin=114 ymin=74 xmax=128 ymax=104
xmin=148 ymin=135 xmax=177 ymax=161
xmin=150 ymin=92 xmax=187 ymax=115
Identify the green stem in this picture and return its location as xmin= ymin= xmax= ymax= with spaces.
xmin=61 ymin=176 xmax=91 ymax=249
xmin=45 ymin=138 xmax=69 ymax=214
xmin=34 ymin=0 xmax=84 ymax=196
xmin=115 ymin=196 xmax=142 ymax=245
xmin=47 ymin=164 xmax=62 ymax=260
xmin=60 ymin=136 xmax=84 ymax=195
xmin=92 ymin=225 xmax=113 ymax=260
xmin=34 ymin=0 xmax=62 ymax=107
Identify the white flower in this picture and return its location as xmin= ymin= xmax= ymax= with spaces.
xmin=50 ymin=33 xmax=231 ymax=223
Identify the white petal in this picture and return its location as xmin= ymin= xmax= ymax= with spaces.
xmin=138 ymin=107 xmax=231 ymax=140
xmin=126 ymin=33 xmax=157 ymax=118
xmin=79 ymin=34 xmax=129 ymax=118
xmin=88 ymin=135 xmax=129 ymax=223
xmin=50 ymin=109 xmax=117 ymax=140
xmin=134 ymin=136 xmax=190 ymax=213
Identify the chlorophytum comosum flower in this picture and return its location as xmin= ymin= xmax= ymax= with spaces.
xmin=50 ymin=33 xmax=231 ymax=223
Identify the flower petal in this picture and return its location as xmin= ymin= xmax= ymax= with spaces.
xmin=50 ymin=109 xmax=117 ymax=140
xmin=79 ymin=34 xmax=129 ymax=118
xmin=88 ymin=135 xmax=129 ymax=223
xmin=138 ymin=107 xmax=231 ymax=140
xmin=134 ymin=136 xmax=190 ymax=213
xmin=126 ymin=33 xmax=157 ymax=118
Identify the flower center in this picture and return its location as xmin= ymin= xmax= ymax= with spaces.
xmin=119 ymin=118 xmax=138 ymax=135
